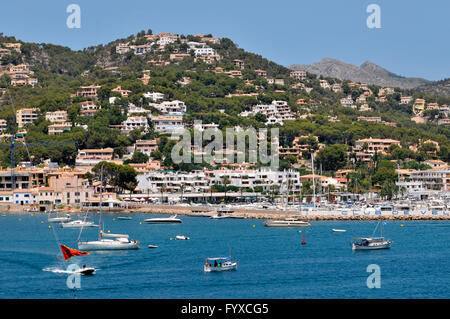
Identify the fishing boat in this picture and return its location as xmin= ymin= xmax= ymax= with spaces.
xmin=61 ymin=219 xmax=98 ymax=228
xmin=352 ymin=220 xmax=392 ymax=250
xmin=204 ymin=256 xmax=238 ymax=272
xmin=144 ymin=215 xmax=182 ymax=223
xmin=77 ymin=165 xmax=139 ymax=251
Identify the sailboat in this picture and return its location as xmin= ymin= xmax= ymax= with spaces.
xmin=352 ymin=219 xmax=392 ymax=250
xmin=77 ymin=166 xmax=139 ymax=251
xmin=264 ymin=170 xmax=311 ymax=227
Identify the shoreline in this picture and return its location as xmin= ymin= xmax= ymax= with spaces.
xmin=1 ymin=204 xmax=450 ymax=220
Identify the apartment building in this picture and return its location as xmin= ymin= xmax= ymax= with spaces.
xmin=16 ymin=108 xmax=39 ymax=127
xmin=121 ymin=116 xmax=149 ymax=134
xmin=45 ymin=110 xmax=68 ymax=123
xmin=80 ymin=100 xmax=100 ymax=116
xmin=410 ymin=168 xmax=450 ymax=191
xmin=75 ymin=148 xmax=114 ymax=166
xmin=354 ymin=137 xmax=401 ymax=154
xmin=48 ymin=122 xmax=72 ymax=135
xmin=290 ymin=70 xmax=306 ymax=80
xmin=151 ymin=116 xmax=185 ymax=135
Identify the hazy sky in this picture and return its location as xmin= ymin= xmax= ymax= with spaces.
xmin=0 ymin=0 xmax=448 ymax=81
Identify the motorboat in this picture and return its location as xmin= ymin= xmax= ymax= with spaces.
xmin=352 ymin=220 xmax=392 ymax=250
xmin=144 ymin=215 xmax=182 ymax=224
xmin=76 ymin=266 xmax=95 ymax=275
xmin=204 ymin=257 xmax=238 ymax=272
xmin=78 ymin=231 xmax=139 ymax=250
xmin=210 ymin=212 xmax=230 ymax=219
xmin=61 ymin=219 xmax=98 ymax=228
xmin=117 ymin=216 xmax=132 ymax=220
xmin=148 ymin=245 xmax=158 ymax=248
xmin=48 ymin=213 xmax=71 ymax=223
xmin=264 ymin=216 xmax=311 ymax=227
xmin=175 ymin=235 xmax=190 ymax=240
xmin=332 ymin=229 xmax=347 ymax=232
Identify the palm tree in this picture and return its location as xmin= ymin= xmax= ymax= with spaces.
xmin=221 ymin=176 xmax=231 ymax=203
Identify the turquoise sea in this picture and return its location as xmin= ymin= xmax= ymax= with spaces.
xmin=0 ymin=213 xmax=448 ymax=299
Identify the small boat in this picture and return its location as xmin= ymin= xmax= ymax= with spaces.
xmin=210 ymin=212 xmax=230 ymax=219
xmin=204 ymin=256 xmax=238 ymax=272
xmin=175 ymin=235 xmax=190 ymax=240
xmin=332 ymin=229 xmax=347 ymax=232
xmin=352 ymin=220 xmax=392 ymax=250
xmin=148 ymin=245 xmax=158 ymax=248
xmin=144 ymin=215 xmax=182 ymax=224
xmin=48 ymin=213 xmax=71 ymax=223
xmin=117 ymin=216 xmax=132 ymax=220
xmin=264 ymin=216 xmax=311 ymax=227
xmin=77 ymin=266 xmax=95 ymax=276
xmin=61 ymin=219 xmax=98 ymax=228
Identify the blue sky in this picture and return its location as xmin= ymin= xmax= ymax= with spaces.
xmin=0 ymin=0 xmax=448 ymax=81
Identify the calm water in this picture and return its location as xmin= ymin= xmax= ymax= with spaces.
xmin=0 ymin=213 xmax=448 ymax=299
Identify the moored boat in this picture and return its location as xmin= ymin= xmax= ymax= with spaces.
xmin=204 ymin=256 xmax=238 ymax=272
xmin=144 ymin=215 xmax=182 ymax=224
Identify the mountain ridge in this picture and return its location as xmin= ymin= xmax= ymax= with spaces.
xmin=289 ymin=58 xmax=430 ymax=89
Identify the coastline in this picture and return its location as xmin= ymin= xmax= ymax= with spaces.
xmin=1 ymin=203 xmax=449 ymax=220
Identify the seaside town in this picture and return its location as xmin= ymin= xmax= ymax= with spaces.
xmin=0 ymin=31 xmax=449 ymax=220
xmin=1 ymin=0 xmax=449 ymax=303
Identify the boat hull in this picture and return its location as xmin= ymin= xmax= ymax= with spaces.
xmin=204 ymin=262 xmax=238 ymax=272
xmin=352 ymin=242 xmax=391 ymax=250
xmin=264 ymin=221 xmax=311 ymax=227
xmin=61 ymin=223 xmax=98 ymax=228
xmin=78 ymin=240 xmax=139 ymax=250
xmin=144 ymin=220 xmax=182 ymax=224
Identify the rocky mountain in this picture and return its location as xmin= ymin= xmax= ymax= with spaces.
xmin=415 ymin=78 xmax=450 ymax=97
xmin=289 ymin=58 xmax=430 ymax=89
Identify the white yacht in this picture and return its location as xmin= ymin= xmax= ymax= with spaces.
xmin=61 ymin=219 xmax=98 ymax=228
xmin=78 ymin=231 xmax=139 ymax=250
xmin=144 ymin=215 xmax=182 ymax=223
xmin=48 ymin=214 xmax=71 ymax=223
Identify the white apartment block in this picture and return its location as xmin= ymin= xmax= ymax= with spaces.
xmin=45 ymin=110 xmax=68 ymax=123
xmin=121 ymin=116 xmax=149 ymax=134
xmin=137 ymin=170 xmax=209 ymax=193
xmin=151 ymin=116 xmax=185 ymax=135
xmin=143 ymin=92 xmax=164 ymax=102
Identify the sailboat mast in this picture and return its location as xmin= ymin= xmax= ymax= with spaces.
xmin=98 ymin=165 xmax=103 ymax=240
xmin=311 ymin=154 xmax=316 ymax=208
